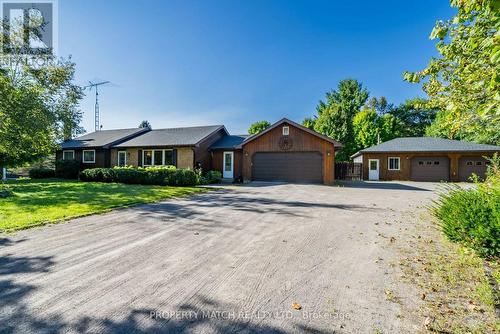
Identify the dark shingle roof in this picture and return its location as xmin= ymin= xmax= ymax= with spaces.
xmin=61 ymin=128 xmax=148 ymax=149
xmin=352 ymin=137 xmax=500 ymax=158
xmin=210 ymin=135 xmax=249 ymax=149
xmin=113 ymin=125 xmax=225 ymax=147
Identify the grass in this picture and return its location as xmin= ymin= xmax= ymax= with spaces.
xmin=400 ymin=211 xmax=500 ymax=333
xmin=0 ymin=179 xmax=207 ymax=232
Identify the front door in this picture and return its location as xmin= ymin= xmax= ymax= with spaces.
xmin=223 ymin=151 xmax=234 ymax=179
xmin=368 ymin=159 xmax=379 ymax=180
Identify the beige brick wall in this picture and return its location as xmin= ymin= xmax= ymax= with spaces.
xmin=177 ymin=147 xmax=194 ymax=169
xmin=110 ymin=149 xmax=117 ymax=167
xmin=110 ymin=148 xmax=139 ymax=167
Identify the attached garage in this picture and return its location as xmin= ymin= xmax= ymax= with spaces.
xmin=459 ymin=157 xmax=488 ymax=181
xmin=410 ymin=157 xmax=449 ymax=181
xmin=252 ymin=152 xmax=323 ymax=183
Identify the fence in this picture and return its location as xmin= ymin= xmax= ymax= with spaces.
xmin=335 ymin=162 xmax=362 ymax=180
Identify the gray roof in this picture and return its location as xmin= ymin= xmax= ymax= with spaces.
xmin=113 ymin=125 xmax=226 ymax=147
xmin=61 ymin=128 xmax=148 ymax=149
xmin=352 ymin=137 xmax=500 ymax=158
xmin=210 ymin=135 xmax=249 ymax=149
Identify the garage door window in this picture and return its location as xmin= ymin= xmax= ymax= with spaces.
xmin=466 ymin=161 xmax=473 ymax=166
xmin=388 ymin=157 xmax=400 ymax=170
xmin=476 ymin=161 xmax=483 ymax=166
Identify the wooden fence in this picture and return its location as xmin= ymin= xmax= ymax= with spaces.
xmin=335 ymin=162 xmax=362 ymax=180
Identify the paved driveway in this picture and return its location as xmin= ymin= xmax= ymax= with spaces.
xmin=0 ymin=182 xmax=440 ymax=333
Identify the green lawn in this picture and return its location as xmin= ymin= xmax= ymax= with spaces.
xmin=0 ymin=179 xmax=206 ymax=232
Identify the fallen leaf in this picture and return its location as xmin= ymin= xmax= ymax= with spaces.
xmin=292 ymin=303 xmax=301 ymax=310
xmin=421 ymin=293 xmax=426 ymax=300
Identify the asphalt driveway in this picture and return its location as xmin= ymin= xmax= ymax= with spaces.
xmin=0 ymin=181 xmax=441 ymax=333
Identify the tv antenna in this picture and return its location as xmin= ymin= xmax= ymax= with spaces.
xmin=84 ymin=80 xmax=110 ymax=131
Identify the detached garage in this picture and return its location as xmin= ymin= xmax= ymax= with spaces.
xmin=352 ymin=137 xmax=500 ymax=182
xmin=210 ymin=118 xmax=342 ymax=184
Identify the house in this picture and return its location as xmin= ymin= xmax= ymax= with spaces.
xmin=57 ymin=118 xmax=342 ymax=184
xmin=351 ymin=137 xmax=500 ymax=182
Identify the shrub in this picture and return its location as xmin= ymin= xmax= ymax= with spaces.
xmin=55 ymin=159 xmax=80 ymax=179
xmin=433 ymin=162 xmax=500 ymax=259
xmin=204 ymin=170 xmax=222 ymax=184
xmin=167 ymin=169 xmax=197 ymax=186
xmin=29 ymin=167 xmax=55 ymax=179
xmin=79 ymin=166 xmax=197 ymax=187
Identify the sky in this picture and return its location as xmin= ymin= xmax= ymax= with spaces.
xmin=58 ymin=0 xmax=456 ymax=135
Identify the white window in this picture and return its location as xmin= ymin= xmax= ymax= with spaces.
xmin=82 ymin=150 xmax=96 ymax=163
xmin=62 ymin=150 xmax=74 ymax=160
xmin=117 ymin=151 xmax=127 ymax=167
xmin=282 ymin=126 xmax=289 ymax=136
xmin=388 ymin=157 xmax=400 ymax=170
xmin=143 ymin=149 xmax=174 ymax=166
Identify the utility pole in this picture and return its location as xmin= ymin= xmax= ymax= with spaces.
xmin=84 ymin=81 xmax=110 ymax=131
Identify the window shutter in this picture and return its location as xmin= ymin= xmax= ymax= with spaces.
xmin=173 ymin=149 xmax=177 ymax=167
xmin=138 ymin=150 xmax=142 ymax=167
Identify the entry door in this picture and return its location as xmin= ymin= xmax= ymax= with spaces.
xmin=368 ymin=159 xmax=379 ymax=180
xmin=223 ymin=151 xmax=234 ymax=178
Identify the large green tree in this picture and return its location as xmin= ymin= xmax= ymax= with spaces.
xmin=389 ymin=98 xmax=438 ymax=137
xmin=404 ymin=0 xmax=499 ymax=145
xmin=313 ymin=79 xmax=369 ymax=160
xmin=0 ymin=58 xmax=83 ymax=168
xmin=248 ymin=120 xmax=271 ymax=135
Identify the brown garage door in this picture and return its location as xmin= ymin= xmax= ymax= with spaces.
xmin=252 ymin=152 xmax=323 ymax=183
xmin=410 ymin=157 xmax=450 ymax=182
xmin=459 ymin=157 xmax=488 ymax=182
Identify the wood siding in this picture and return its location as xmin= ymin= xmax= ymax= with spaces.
xmin=211 ymin=150 xmax=243 ymax=180
xmin=56 ymin=148 xmax=109 ymax=170
xmin=241 ymin=122 xmax=335 ymax=184
xmin=361 ymin=152 xmax=497 ymax=181
xmin=194 ymin=128 xmax=227 ymax=171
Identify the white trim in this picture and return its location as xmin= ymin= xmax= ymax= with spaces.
xmin=388 ymin=157 xmax=400 ymax=171
xmin=223 ymin=151 xmax=234 ymax=179
xmin=282 ymin=126 xmax=289 ymax=136
xmin=142 ymin=149 xmax=174 ymax=166
xmin=82 ymin=150 xmax=96 ymax=163
xmin=62 ymin=150 xmax=75 ymax=160
xmin=368 ymin=159 xmax=379 ymax=181
xmin=117 ymin=151 xmax=127 ymax=167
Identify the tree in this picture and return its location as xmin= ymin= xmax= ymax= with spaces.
xmin=389 ymin=98 xmax=438 ymax=137
xmin=248 ymin=121 xmax=271 ymax=135
xmin=0 ymin=19 xmax=83 ymax=168
xmin=139 ymin=120 xmax=151 ymax=129
xmin=302 ymin=117 xmax=316 ymax=130
xmin=404 ymin=0 xmax=500 ymax=145
xmin=366 ymin=96 xmax=393 ymax=115
xmin=313 ymin=79 xmax=369 ymax=161
xmin=352 ymin=108 xmax=403 ymax=153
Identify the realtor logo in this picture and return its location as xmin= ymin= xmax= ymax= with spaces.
xmin=1 ymin=0 xmax=58 ymax=56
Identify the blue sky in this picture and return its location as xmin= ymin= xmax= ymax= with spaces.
xmin=59 ymin=0 xmax=455 ymax=134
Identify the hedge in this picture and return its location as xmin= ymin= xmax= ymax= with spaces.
xmin=29 ymin=167 xmax=55 ymax=179
xmin=79 ymin=166 xmax=199 ymax=186
xmin=55 ymin=159 xmax=80 ymax=179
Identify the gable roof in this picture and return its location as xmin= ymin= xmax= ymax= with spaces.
xmin=351 ymin=137 xmax=500 ymax=158
xmin=210 ymin=135 xmax=249 ymax=150
xmin=113 ymin=125 xmax=227 ymax=148
xmin=237 ymin=118 xmax=343 ymax=149
xmin=60 ymin=128 xmax=149 ymax=149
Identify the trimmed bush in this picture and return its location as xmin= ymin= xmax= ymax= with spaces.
xmin=433 ymin=165 xmax=500 ymax=259
xmin=55 ymin=159 xmax=80 ymax=179
xmin=204 ymin=170 xmax=222 ymax=184
xmin=168 ymin=169 xmax=197 ymax=186
xmin=29 ymin=167 xmax=55 ymax=179
xmin=79 ymin=166 xmax=197 ymax=187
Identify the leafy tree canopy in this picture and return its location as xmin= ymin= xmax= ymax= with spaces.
xmin=139 ymin=120 xmax=152 ymax=129
xmin=248 ymin=120 xmax=271 ymax=135
xmin=404 ymin=0 xmax=499 ymax=145
xmin=389 ymin=98 xmax=438 ymax=137
xmin=313 ymin=79 xmax=369 ymax=161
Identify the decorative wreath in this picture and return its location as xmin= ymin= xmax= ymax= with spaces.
xmin=279 ymin=136 xmax=293 ymax=150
